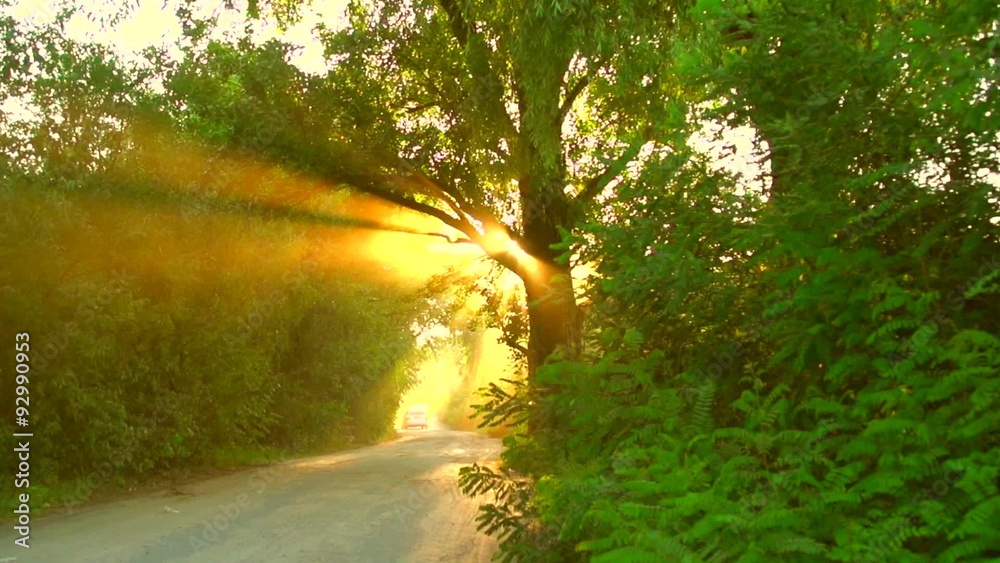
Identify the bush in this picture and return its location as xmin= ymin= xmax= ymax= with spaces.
xmin=463 ymin=0 xmax=1000 ymax=560
xmin=0 ymin=176 xmax=422 ymax=511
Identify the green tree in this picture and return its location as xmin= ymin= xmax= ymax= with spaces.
xmin=0 ymin=7 xmax=427 ymax=511
xmin=467 ymin=0 xmax=999 ymax=559
xmin=173 ymin=0 xmax=687 ymax=382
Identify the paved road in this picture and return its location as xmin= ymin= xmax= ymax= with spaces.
xmin=0 ymin=429 xmax=501 ymax=562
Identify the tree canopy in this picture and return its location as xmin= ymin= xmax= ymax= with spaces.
xmin=151 ymin=0 xmax=695 ymax=375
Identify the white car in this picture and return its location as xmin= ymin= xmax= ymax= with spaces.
xmin=403 ymin=406 xmax=429 ymax=429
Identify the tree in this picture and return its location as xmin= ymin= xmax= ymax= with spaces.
xmin=0 ymin=8 xmax=429 ymax=510
xmin=170 ymin=0 xmax=685 ymax=380
xmin=459 ymin=0 xmax=1000 ymax=559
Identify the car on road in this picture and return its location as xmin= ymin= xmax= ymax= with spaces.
xmin=403 ymin=405 xmax=429 ymax=429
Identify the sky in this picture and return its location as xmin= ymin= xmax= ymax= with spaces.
xmin=3 ymin=0 xmax=350 ymax=74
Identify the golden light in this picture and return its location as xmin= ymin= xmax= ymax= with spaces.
xmin=67 ymin=120 xmax=496 ymax=289
xmin=15 ymin=115 xmax=547 ymax=325
xmin=394 ymin=326 xmax=521 ymax=434
xmin=497 ymin=268 xmax=524 ymax=295
xmin=480 ymin=229 xmax=532 ymax=265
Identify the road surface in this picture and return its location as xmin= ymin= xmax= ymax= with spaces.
xmin=0 ymin=428 xmax=501 ymax=562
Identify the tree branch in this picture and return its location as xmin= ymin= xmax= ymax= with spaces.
xmin=556 ymin=76 xmax=588 ymax=127
xmin=315 ymin=138 xmax=526 ymax=274
xmin=395 ymin=163 xmax=477 ymax=221
xmin=400 ymin=100 xmax=442 ymax=113
xmin=437 ymin=0 xmax=470 ymax=47
xmin=353 ymin=180 xmax=477 ymax=239
xmin=574 ymin=130 xmax=653 ymax=205
xmin=347 ymin=171 xmax=528 ymax=276
xmin=505 ymin=339 xmax=529 ymax=357
xmin=436 ymin=0 xmax=519 ymax=145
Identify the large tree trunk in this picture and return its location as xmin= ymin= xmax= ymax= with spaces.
xmin=517 ymin=153 xmax=581 ymax=431
xmin=521 ymin=259 xmax=578 ymax=434
xmin=517 ymin=140 xmax=580 ymax=375
xmin=523 ymin=260 xmax=579 ymax=376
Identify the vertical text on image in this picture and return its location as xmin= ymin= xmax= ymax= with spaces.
xmin=13 ymin=332 xmax=32 ymax=549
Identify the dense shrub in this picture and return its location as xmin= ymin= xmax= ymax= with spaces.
xmin=0 ymin=176 xmax=423 ymax=510
xmin=0 ymin=15 xmax=428 ymax=513
xmin=463 ymin=0 xmax=999 ymax=560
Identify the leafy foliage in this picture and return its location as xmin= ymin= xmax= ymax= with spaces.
xmin=462 ymin=0 xmax=1000 ymax=560
xmin=0 ymin=13 xmax=424 ymax=511
xmin=2 ymin=1 xmax=998 ymax=560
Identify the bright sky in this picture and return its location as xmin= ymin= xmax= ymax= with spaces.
xmin=3 ymin=0 xmax=351 ymax=74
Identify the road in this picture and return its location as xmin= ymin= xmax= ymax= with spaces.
xmin=0 ymin=428 xmax=501 ymax=563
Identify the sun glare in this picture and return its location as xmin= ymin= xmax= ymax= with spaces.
xmin=395 ymin=327 xmax=520 ymax=432
xmin=481 ymin=229 xmax=533 ymax=265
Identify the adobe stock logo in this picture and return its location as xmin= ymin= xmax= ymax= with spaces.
xmin=188 ymin=463 xmax=288 ymax=552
